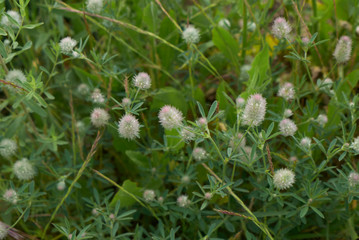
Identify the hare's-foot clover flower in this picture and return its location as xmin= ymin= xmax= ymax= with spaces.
xmin=2 ymin=189 xmax=17 ymax=204
xmin=91 ymin=88 xmax=105 ymax=104
xmin=180 ymin=127 xmax=195 ymax=143
xmin=192 ymin=147 xmax=207 ymax=161
xmin=236 ymin=97 xmax=245 ymax=108
xmin=0 ymin=139 xmax=17 ymax=158
xmin=273 ymin=168 xmax=295 ymax=190
xmin=86 ymin=0 xmax=103 ymax=13
xmin=13 ymin=158 xmax=36 ymax=181
xmin=77 ymin=83 xmax=90 ymax=96
xmin=177 ymin=195 xmax=190 ymax=207
xmin=1 ymin=10 xmax=21 ymax=28
xmin=349 ymin=172 xmax=359 ymax=187
xmin=242 ymin=94 xmax=267 ymax=126
xmin=350 ymin=137 xmax=359 ymax=153
xmin=279 ymin=119 xmax=297 ymax=136
xmin=333 ymin=36 xmax=352 ymax=64
xmin=158 ymin=105 xmax=183 ymax=130
xmin=118 ymin=114 xmax=140 ymax=140
xmin=59 ymin=37 xmax=77 ymax=54
xmin=121 ymin=98 xmax=131 ymax=108
xmin=272 ymin=17 xmax=291 ymax=39
xmin=133 ymin=72 xmax=151 ymax=90
xmin=316 ymin=114 xmax=328 ymax=127
xmin=57 ymin=180 xmax=66 ymax=191
xmin=284 ymin=109 xmax=293 ymax=118
xmin=278 ymin=82 xmax=295 ymax=101
xmin=182 ymin=25 xmax=200 ymax=44
xmin=0 ymin=222 xmax=8 ymax=240
xmin=91 ymin=108 xmax=109 ymax=127
xmin=143 ymin=190 xmax=156 ymax=202
xmin=300 ymin=137 xmax=311 ymax=150
xmin=218 ymin=19 xmax=230 ymax=29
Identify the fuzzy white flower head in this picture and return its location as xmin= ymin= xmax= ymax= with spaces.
xmin=177 ymin=195 xmax=190 ymax=207
xmin=0 ymin=222 xmax=7 ymax=240
xmin=350 ymin=137 xmax=359 ymax=153
xmin=57 ymin=180 xmax=66 ymax=191
xmin=5 ymin=69 xmax=26 ymax=84
xmin=284 ymin=109 xmax=293 ymax=118
xmin=236 ymin=97 xmax=245 ymax=108
xmin=1 ymin=10 xmax=21 ymax=28
xmin=356 ymin=26 xmax=359 ymax=35
xmin=300 ymin=137 xmax=311 ymax=149
xmin=247 ymin=21 xmax=256 ymax=32
xmin=59 ymin=37 xmax=77 ymax=54
xmin=349 ymin=172 xmax=359 ymax=187
xmin=301 ymin=37 xmax=310 ymax=45
xmin=180 ymin=127 xmax=195 ymax=143
xmin=91 ymin=88 xmax=105 ymax=103
xmin=0 ymin=139 xmax=17 ymax=159
xmin=91 ymin=108 xmax=110 ymax=127
xmin=118 ymin=114 xmax=140 ymax=140
xmin=289 ymin=156 xmax=298 ymax=162
xmin=333 ymin=36 xmax=352 ymax=64
xmin=181 ymin=175 xmax=191 ymax=184
xmin=242 ymin=94 xmax=267 ymax=126
xmin=3 ymin=189 xmax=17 ymax=204
xmin=92 ymin=208 xmax=100 ymax=216
xmin=204 ymin=192 xmax=212 ymax=200
xmin=320 ymin=78 xmax=333 ymax=92
xmin=218 ymin=18 xmax=231 ymax=29
xmin=133 ymin=72 xmax=151 ymax=90
xmin=272 ymin=17 xmax=291 ymax=39
xmin=77 ymin=83 xmax=90 ymax=96
xmin=182 ymin=25 xmax=200 ymax=44
xmin=158 ymin=105 xmax=183 ymax=130
xmin=278 ymin=82 xmax=295 ymax=101
xmin=121 ymin=98 xmax=131 ymax=107
xmin=86 ymin=0 xmax=104 ymax=13
xmin=143 ymin=189 xmax=156 ymax=202
xmin=192 ymin=147 xmax=207 ymax=161
xmin=316 ymin=114 xmax=328 ymax=127
xmin=230 ymin=133 xmax=246 ymax=151
xmin=13 ymin=158 xmax=36 ymax=181
xmin=273 ymin=168 xmax=295 ymax=190
xmin=196 ymin=117 xmax=207 ymax=128
xmin=279 ymin=119 xmax=297 ymax=136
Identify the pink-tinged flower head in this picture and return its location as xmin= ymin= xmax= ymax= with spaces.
xmin=279 ymin=118 xmax=297 ymax=136
xmin=278 ymin=82 xmax=295 ymax=101
xmin=204 ymin=192 xmax=212 ymax=200
xmin=242 ymin=94 xmax=267 ymax=126
xmin=273 ymin=168 xmax=295 ymax=190
xmin=349 ymin=172 xmax=359 ymax=187
xmin=196 ymin=117 xmax=207 ymax=128
xmin=177 ymin=195 xmax=191 ymax=207
xmin=180 ymin=127 xmax=195 ymax=142
xmin=316 ymin=114 xmax=328 ymax=127
xmin=272 ymin=17 xmax=291 ymax=39
xmin=300 ymin=137 xmax=311 ymax=149
xmin=3 ymin=189 xmax=17 ymax=204
xmin=118 ymin=114 xmax=140 ymax=140
xmin=121 ymin=98 xmax=131 ymax=107
xmin=302 ymin=37 xmax=310 ymax=45
xmin=133 ymin=72 xmax=151 ymax=90
xmin=158 ymin=105 xmax=183 ymax=130
xmin=192 ymin=147 xmax=207 ymax=161
xmin=284 ymin=109 xmax=293 ymax=118
xmin=91 ymin=88 xmax=105 ymax=104
xmin=91 ymin=108 xmax=109 ymax=128
xmin=333 ymin=36 xmax=352 ymax=64
xmin=143 ymin=189 xmax=156 ymax=202
xmin=236 ymin=97 xmax=245 ymax=108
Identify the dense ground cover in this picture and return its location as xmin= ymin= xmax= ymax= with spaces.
xmin=1 ymin=0 xmax=359 ymax=239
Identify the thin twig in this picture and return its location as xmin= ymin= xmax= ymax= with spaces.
xmin=266 ymin=144 xmax=275 ymax=175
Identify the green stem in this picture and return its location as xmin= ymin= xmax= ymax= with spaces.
xmin=241 ymin=1 xmax=247 ymax=65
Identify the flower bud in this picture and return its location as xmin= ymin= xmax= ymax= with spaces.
xmin=121 ymin=98 xmax=131 ymax=107
xmin=279 ymin=118 xmax=297 ymax=136
xmin=284 ymin=109 xmax=293 ymax=118
xmin=57 ymin=180 xmax=66 ymax=191
xmin=181 ymin=175 xmax=191 ymax=184
xmin=1 ymin=10 xmax=21 ymax=29
xmin=204 ymin=192 xmax=212 ymax=200
xmin=91 ymin=88 xmax=105 ymax=104
xmin=273 ymin=168 xmax=295 ymax=190
xmin=316 ymin=114 xmax=328 ymax=127
xmin=242 ymin=94 xmax=267 ymax=126
xmin=180 ymin=127 xmax=195 ymax=143
xmin=118 ymin=114 xmax=140 ymax=140
xmin=77 ymin=83 xmax=90 ymax=96
xmin=218 ymin=19 xmax=230 ymax=29
xmin=236 ymin=97 xmax=245 ymax=108
xmin=349 ymin=172 xmax=359 ymax=187
xmin=300 ymin=137 xmax=311 ymax=149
